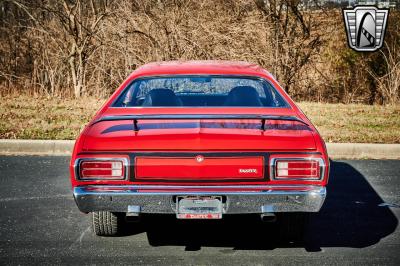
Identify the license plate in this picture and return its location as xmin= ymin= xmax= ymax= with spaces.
xmin=176 ymin=196 xmax=223 ymax=219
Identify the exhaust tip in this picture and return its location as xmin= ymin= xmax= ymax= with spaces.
xmin=261 ymin=213 xmax=276 ymax=222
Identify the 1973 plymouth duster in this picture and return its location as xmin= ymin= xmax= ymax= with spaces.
xmin=70 ymin=61 xmax=329 ymax=239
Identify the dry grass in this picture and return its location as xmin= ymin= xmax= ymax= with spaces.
xmin=0 ymin=96 xmax=399 ymax=143
xmin=298 ymin=102 xmax=400 ymax=143
xmin=0 ymin=95 xmax=103 ymax=140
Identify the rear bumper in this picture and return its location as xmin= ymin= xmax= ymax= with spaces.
xmin=73 ymin=185 xmax=326 ymax=214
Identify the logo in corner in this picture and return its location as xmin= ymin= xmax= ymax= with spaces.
xmin=343 ymin=6 xmax=389 ymax=52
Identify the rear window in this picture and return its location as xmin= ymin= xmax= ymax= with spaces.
xmin=112 ymin=76 xmax=288 ymax=108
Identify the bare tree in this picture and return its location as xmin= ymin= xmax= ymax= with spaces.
xmin=367 ymin=43 xmax=400 ymax=105
xmin=254 ymin=0 xmax=322 ymax=94
xmin=57 ymin=0 xmax=111 ymax=97
xmin=3 ymin=0 xmax=111 ymax=97
xmin=0 ymin=0 xmax=398 ymax=104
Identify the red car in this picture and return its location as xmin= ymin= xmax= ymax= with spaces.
xmin=70 ymin=61 xmax=329 ymax=239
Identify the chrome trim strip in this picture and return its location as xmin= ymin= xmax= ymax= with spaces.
xmin=74 ymin=184 xmax=324 ymax=192
xmin=109 ymin=74 xmax=291 ymax=109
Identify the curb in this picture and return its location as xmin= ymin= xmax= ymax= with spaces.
xmin=0 ymin=139 xmax=74 ymax=156
xmin=0 ymin=139 xmax=399 ymax=159
xmin=325 ymin=143 xmax=400 ymax=159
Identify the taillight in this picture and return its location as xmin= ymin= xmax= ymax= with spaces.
xmin=272 ymin=158 xmax=324 ymax=180
xmin=78 ymin=160 xmax=126 ymax=180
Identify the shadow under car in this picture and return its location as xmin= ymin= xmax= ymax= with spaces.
xmin=120 ymin=161 xmax=398 ymax=251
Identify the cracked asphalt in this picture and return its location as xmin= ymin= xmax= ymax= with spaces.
xmin=0 ymin=156 xmax=399 ymax=265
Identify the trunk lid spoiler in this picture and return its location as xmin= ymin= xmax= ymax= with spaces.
xmin=92 ymin=114 xmax=308 ymax=131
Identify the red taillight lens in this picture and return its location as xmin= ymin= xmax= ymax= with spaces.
xmin=79 ymin=160 xmax=125 ymax=180
xmin=275 ymin=160 xmax=320 ymax=179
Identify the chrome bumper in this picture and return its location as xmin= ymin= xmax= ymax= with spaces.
xmin=73 ymin=185 xmax=326 ymax=214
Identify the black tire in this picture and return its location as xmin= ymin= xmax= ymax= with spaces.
xmin=278 ymin=212 xmax=309 ymax=242
xmin=92 ymin=211 xmax=122 ymax=236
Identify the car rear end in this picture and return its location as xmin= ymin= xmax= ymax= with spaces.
xmin=69 ymin=62 xmax=329 ymax=238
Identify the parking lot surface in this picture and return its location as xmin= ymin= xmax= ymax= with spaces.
xmin=0 ymin=156 xmax=399 ymax=265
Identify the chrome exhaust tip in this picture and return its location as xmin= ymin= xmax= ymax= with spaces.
xmin=261 ymin=213 xmax=276 ymax=222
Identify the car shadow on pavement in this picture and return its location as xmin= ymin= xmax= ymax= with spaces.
xmin=124 ymin=161 xmax=398 ymax=251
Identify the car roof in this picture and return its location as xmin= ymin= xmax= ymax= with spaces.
xmin=130 ymin=60 xmax=273 ymax=79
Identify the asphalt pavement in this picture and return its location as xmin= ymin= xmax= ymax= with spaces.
xmin=0 ymin=156 xmax=399 ymax=265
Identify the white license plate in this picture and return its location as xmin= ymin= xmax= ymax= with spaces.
xmin=176 ymin=196 xmax=223 ymax=219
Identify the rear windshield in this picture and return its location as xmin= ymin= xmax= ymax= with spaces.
xmin=112 ymin=76 xmax=288 ymax=108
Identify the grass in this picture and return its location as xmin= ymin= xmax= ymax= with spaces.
xmin=0 ymin=96 xmax=103 ymax=140
xmin=298 ymin=102 xmax=400 ymax=143
xmin=0 ymin=95 xmax=399 ymax=143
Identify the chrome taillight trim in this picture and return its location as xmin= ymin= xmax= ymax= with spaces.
xmin=74 ymin=158 xmax=129 ymax=181
xmin=269 ymin=157 xmax=325 ymax=181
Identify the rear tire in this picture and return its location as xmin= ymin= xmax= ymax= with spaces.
xmin=279 ymin=212 xmax=309 ymax=242
xmin=92 ymin=211 xmax=122 ymax=236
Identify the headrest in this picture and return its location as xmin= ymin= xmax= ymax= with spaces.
xmin=142 ymin=88 xmax=182 ymax=106
xmin=224 ymin=86 xmax=263 ymax=106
